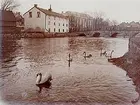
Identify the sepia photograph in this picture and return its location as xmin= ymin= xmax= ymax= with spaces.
xmin=0 ymin=0 xmax=140 ymax=105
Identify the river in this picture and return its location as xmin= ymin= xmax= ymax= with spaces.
xmin=0 ymin=37 xmax=138 ymax=105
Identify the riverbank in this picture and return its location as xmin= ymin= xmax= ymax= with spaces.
xmin=109 ymin=54 xmax=140 ymax=104
xmin=1 ymin=32 xmax=80 ymax=39
xmin=0 ymin=33 xmax=79 ymax=39
xmin=1 ymin=31 xmax=130 ymax=39
xmin=21 ymin=32 xmax=80 ymax=38
xmin=4 ymin=101 xmax=134 ymax=105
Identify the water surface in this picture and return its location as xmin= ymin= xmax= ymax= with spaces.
xmin=0 ymin=37 xmax=138 ymax=105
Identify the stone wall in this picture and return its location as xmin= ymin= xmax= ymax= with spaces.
xmin=128 ymin=33 xmax=140 ymax=61
xmin=0 ymin=32 xmax=80 ymax=39
xmin=20 ymin=32 xmax=79 ymax=38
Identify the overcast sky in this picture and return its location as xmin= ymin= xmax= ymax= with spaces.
xmin=18 ymin=0 xmax=140 ymax=23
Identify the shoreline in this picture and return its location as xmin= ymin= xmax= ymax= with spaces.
xmin=1 ymin=32 xmax=128 ymax=39
xmin=3 ymin=100 xmax=134 ymax=105
xmin=109 ymin=54 xmax=140 ymax=104
xmin=1 ymin=32 xmax=79 ymax=39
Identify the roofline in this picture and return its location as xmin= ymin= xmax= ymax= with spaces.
xmin=37 ymin=7 xmax=68 ymax=19
xmin=23 ymin=6 xmax=35 ymax=16
xmin=36 ymin=7 xmax=48 ymax=16
xmin=23 ymin=6 xmax=68 ymax=19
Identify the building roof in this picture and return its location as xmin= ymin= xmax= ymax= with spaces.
xmin=23 ymin=4 xmax=67 ymax=19
xmin=0 ymin=10 xmax=16 ymax=22
xmin=37 ymin=7 xmax=67 ymax=19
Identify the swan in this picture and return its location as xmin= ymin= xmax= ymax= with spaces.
xmin=68 ymin=54 xmax=72 ymax=62
xmin=100 ymin=48 xmax=107 ymax=56
xmin=36 ymin=72 xmax=52 ymax=93
xmin=67 ymin=54 xmax=72 ymax=67
xmin=105 ymin=50 xmax=114 ymax=61
xmin=83 ymin=52 xmax=92 ymax=58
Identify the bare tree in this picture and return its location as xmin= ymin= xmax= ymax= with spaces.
xmin=86 ymin=11 xmax=105 ymax=31
xmin=110 ymin=20 xmax=118 ymax=26
xmin=1 ymin=0 xmax=20 ymax=11
xmin=110 ymin=20 xmax=118 ymax=31
xmin=108 ymin=20 xmax=118 ymax=35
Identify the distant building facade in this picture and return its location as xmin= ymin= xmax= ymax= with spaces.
xmin=0 ymin=10 xmax=16 ymax=34
xmin=63 ymin=11 xmax=93 ymax=32
xmin=14 ymin=12 xmax=24 ymax=32
xmin=23 ymin=4 xmax=69 ymax=33
xmin=118 ymin=21 xmax=140 ymax=31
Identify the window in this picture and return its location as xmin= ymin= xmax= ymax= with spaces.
xmin=37 ymin=12 xmax=40 ymax=18
xmin=29 ymin=12 xmax=32 ymax=18
xmin=59 ymin=23 xmax=60 ymax=26
xmin=48 ymin=28 xmax=50 ymax=32
xmin=59 ymin=29 xmax=60 ymax=32
xmin=63 ymin=24 xmax=64 ymax=26
xmin=54 ymin=28 xmax=55 ymax=32
xmin=63 ymin=29 xmax=64 ymax=32
xmin=54 ymin=22 xmax=55 ymax=25
xmin=66 ymin=24 xmax=68 ymax=27
xmin=48 ymin=21 xmax=50 ymax=25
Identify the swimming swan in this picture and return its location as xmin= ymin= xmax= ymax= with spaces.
xmin=105 ymin=50 xmax=114 ymax=61
xmin=36 ymin=72 xmax=52 ymax=93
xmin=100 ymin=48 xmax=107 ymax=56
xmin=83 ymin=52 xmax=92 ymax=58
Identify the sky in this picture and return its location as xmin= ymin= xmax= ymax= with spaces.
xmin=18 ymin=0 xmax=140 ymax=23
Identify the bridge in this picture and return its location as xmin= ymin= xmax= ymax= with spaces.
xmin=77 ymin=30 xmax=140 ymax=38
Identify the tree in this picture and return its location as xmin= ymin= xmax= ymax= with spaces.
xmin=1 ymin=0 xmax=20 ymax=11
xmin=110 ymin=20 xmax=118 ymax=31
xmin=86 ymin=11 xmax=105 ymax=31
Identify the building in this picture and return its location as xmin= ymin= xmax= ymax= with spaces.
xmin=0 ymin=10 xmax=16 ymax=34
xmin=14 ymin=12 xmax=24 ymax=32
xmin=63 ymin=11 xmax=93 ymax=32
xmin=14 ymin=12 xmax=24 ymax=27
xmin=23 ymin=4 xmax=69 ymax=33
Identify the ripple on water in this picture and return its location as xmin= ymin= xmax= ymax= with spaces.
xmin=0 ymin=37 xmax=138 ymax=105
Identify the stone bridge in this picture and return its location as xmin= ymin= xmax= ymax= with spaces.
xmin=77 ymin=30 xmax=140 ymax=37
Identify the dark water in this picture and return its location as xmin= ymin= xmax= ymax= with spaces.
xmin=0 ymin=37 xmax=138 ymax=105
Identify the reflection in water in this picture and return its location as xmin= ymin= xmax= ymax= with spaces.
xmin=0 ymin=37 xmax=138 ymax=105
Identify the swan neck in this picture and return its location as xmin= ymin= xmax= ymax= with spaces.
xmin=84 ymin=52 xmax=86 ymax=56
xmin=36 ymin=75 xmax=42 ymax=84
xmin=111 ymin=51 xmax=113 ymax=55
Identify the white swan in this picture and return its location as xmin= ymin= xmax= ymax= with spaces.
xmin=105 ymin=50 xmax=114 ymax=61
xmin=36 ymin=72 xmax=52 ymax=93
xmin=83 ymin=52 xmax=92 ymax=58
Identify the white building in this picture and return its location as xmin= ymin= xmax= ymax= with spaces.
xmin=23 ymin=4 xmax=69 ymax=33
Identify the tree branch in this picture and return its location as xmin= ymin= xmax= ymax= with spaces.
xmin=1 ymin=0 xmax=20 ymax=11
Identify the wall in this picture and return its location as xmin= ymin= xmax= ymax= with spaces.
xmin=45 ymin=15 xmax=69 ymax=33
xmin=24 ymin=7 xmax=46 ymax=31
xmin=128 ymin=33 xmax=140 ymax=61
xmin=24 ymin=6 xmax=69 ymax=33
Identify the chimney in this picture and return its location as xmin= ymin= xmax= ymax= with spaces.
xmin=34 ymin=4 xmax=37 ymax=7
xmin=48 ymin=4 xmax=52 ymax=11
